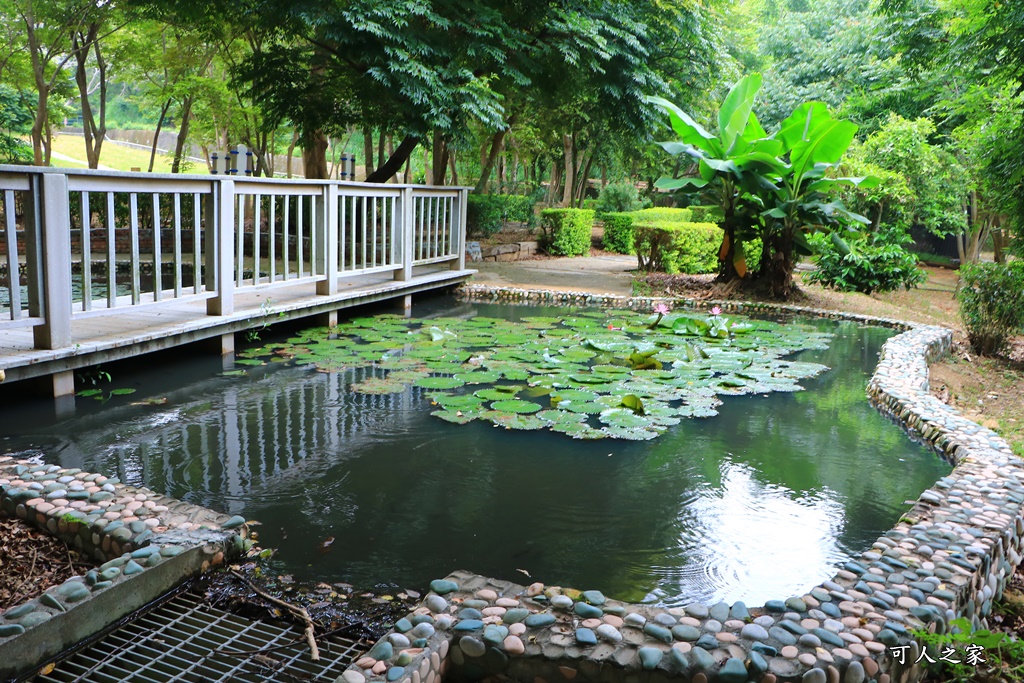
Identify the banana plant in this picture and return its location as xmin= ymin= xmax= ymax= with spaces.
xmin=759 ymin=102 xmax=879 ymax=297
xmin=648 ymin=73 xmax=785 ymax=280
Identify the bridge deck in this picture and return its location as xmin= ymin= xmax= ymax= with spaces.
xmin=0 ymin=266 xmax=473 ymax=384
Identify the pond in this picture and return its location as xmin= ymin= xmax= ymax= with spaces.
xmin=0 ymin=296 xmax=950 ymax=607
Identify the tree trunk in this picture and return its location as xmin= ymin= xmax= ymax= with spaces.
xmin=74 ymin=25 xmax=107 ymax=169
xmin=366 ymin=135 xmax=421 ymax=183
xmin=766 ymin=230 xmax=796 ymax=299
xmin=285 ymin=130 xmax=299 ymax=178
xmin=575 ymin=153 xmax=595 ymax=207
xmin=561 ymin=134 xmax=574 ymax=207
xmin=170 ymin=96 xmax=194 ymax=174
xmin=546 ymin=161 xmax=562 ymax=205
xmin=362 ymin=126 xmax=375 ymax=180
xmin=448 ymin=153 xmax=458 ymax=185
xmin=993 ymin=223 xmax=1005 ymax=263
xmin=301 ymin=128 xmax=329 ymax=179
xmin=431 ymin=131 xmax=449 ymax=186
xmin=474 ymin=129 xmax=507 ymax=193
xmin=149 ymin=100 xmax=172 ymax=172
xmin=377 ymin=130 xmax=386 ymax=170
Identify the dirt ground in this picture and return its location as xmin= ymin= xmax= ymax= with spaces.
xmin=0 ymin=516 xmax=95 ymax=610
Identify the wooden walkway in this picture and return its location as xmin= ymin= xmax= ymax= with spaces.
xmin=0 ymin=166 xmax=474 ymax=398
xmin=0 ymin=266 xmax=473 ymax=384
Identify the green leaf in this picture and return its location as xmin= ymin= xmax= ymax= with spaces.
xmin=654 ymin=176 xmax=708 ymax=190
xmin=413 ymin=376 xmax=466 ymax=389
xmin=618 ymin=394 xmax=645 ymax=415
xmin=718 ymin=73 xmax=763 ymax=154
xmin=109 ymin=388 xmax=136 ymax=396
xmin=647 ymin=95 xmax=721 ymax=155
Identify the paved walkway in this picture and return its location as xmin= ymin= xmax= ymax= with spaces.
xmin=470 ymin=254 xmax=637 ymax=296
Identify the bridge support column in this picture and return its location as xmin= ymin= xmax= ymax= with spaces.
xmin=400 ymin=295 xmax=412 ymax=318
xmin=52 ymin=371 xmax=76 ymax=419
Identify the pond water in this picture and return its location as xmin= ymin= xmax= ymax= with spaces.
xmin=0 ymin=296 xmax=950 ymax=606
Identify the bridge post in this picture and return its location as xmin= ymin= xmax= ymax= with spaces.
xmin=395 ymin=186 xmax=415 ymax=282
xmin=206 ymin=178 xmax=235 ymax=316
xmin=29 ymin=172 xmax=73 ymax=351
xmin=316 ymin=183 xmax=338 ymax=295
xmin=455 ymin=188 xmax=468 ymax=271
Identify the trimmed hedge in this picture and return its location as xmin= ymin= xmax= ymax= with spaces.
xmin=687 ymin=205 xmax=720 ymax=224
xmin=601 ymin=213 xmax=636 ymax=254
xmin=467 ymin=194 xmax=537 ymax=237
xmin=634 ymin=221 xmax=722 ymax=274
xmin=631 ymin=220 xmax=763 ymax=275
xmin=600 ymin=208 xmax=693 ymax=255
xmin=540 ymin=209 xmax=595 ymax=256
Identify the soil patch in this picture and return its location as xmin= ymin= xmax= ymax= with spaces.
xmin=0 ymin=515 xmax=95 ymax=611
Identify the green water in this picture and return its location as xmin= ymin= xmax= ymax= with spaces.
xmin=1 ymin=298 xmax=950 ymax=606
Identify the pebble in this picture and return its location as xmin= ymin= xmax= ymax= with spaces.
xmin=595 ymin=624 xmax=622 ymax=643
xmin=638 ymin=647 xmax=663 ymax=670
xmin=503 ymin=635 xmax=525 ymax=655
xmin=740 ymin=623 xmax=769 ymax=641
xmin=459 ymin=636 xmax=486 ymax=658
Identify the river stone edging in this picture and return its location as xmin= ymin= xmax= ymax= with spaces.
xmin=325 ymin=284 xmax=1022 ymax=683
xmin=0 ymin=457 xmax=251 ymax=679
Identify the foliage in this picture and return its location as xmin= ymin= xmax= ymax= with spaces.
xmin=540 ymin=209 xmax=594 ymax=257
xmin=956 ymin=262 xmax=1024 ymax=356
xmin=859 ymin=114 xmax=968 ymax=236
xmin=601 ymin=213 xmax=636 ymax=254
xmin=651 ymin=73 xmax=874 ymax=296
xmin=634 ymin=222 xmax=723 ymax=274
xmin=688 ymin=206 xmax=721 ymax=224
xmin=630 ymin=208 xmax=693 ymax=223
xmin=912 ymin=616 xmax=1024 ymax=683
xmin=835 ymin=144 xmax=916 ymax=234
xmin=467 ymin=194 xmax=537 ymax=237
xmin=595 ymin=181 xmax=643 ymax=214
xmin=238 ymin=308 xmax=833 ymax=441
xmin=805 ymin=231 xmax=925 ymax=295
xmin=0 ymin=84 xmax=32 ymax=164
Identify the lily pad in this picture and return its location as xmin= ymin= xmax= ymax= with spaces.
xmin=490 ymin=399 xmax=542 ymax=414
xmin=352 ymin=377 xmax=408 ymax=395
xmin=432 ymin=409 xmax=483 ymax=424
xmin=414 ymin=376 xmax=466 ymax=389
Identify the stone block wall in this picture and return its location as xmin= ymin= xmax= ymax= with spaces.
xmin=330 ymin=284 xmax=1024 ymax=683
xmin=0 ymin=457 xmax=250 ymax=679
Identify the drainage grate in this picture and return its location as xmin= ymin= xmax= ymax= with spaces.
xmin=36 ymin=589 xmax=369 ymax=683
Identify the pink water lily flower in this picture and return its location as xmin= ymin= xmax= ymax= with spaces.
xmin=710 ymin=306 xmax=722 ymax=315
xmin=653 ymin=303 xmax=670 ymax=315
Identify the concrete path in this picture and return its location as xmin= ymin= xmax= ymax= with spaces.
xmin=469 ymin=253 xmax=637 ymax=296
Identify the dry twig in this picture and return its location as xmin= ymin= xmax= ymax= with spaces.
xmin=229 ymin=570 xmax=320 ymax=661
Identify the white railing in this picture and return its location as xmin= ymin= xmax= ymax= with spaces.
xmin=0 ymin=166 xmax=468 ymax=350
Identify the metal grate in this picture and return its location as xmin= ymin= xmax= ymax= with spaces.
xmin=37 ymin=589 xmax=368 ymax=683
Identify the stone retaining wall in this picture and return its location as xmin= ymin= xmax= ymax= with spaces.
xmin=0 ymin=457 xmax=251 ymax=679
xmin=332 ymin=284 xmax=1024 ymax=683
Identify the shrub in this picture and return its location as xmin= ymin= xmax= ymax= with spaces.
xmin=805 ymin=232 xmax=926 ymax=295
xmin=634 ymin=221 xmax=722 ymax=274
xmin=687 ymin=205 xmax=721 ymax=224
xmin=601 ymin=213 xmax=636 ymax=254
xmin=957 ymin=261 xmax=1024 ymax=355
xmin=540 ymin=209 xmax=595 ymax=256
xmin=630 ymin=207 xmax=692 ymax=223
xmin=467 ymin=195 xmax=504 ymax=237
xmin=595 ymin=181 xmax=642 ymax=214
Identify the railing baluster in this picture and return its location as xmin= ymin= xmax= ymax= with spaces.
xmin=381 ymin=196 xmax=388 ymax=266
xmin=236 ymin=194 xmax=245 ymax=286
xmin=371 ymin=196 xmax=378 ymax=268
xmin=297 ymin=195 xmax=304 ymax=277
xmin=192 ymin=193 xmax=201 ymax=294
xmin=283 ymin=196 xmax=291 ymax=280
xmin=253 ymin=193 xmax=262 ymax=285
xmin=4 ymin=190 xmax=20 ymax=320
xmin=81 ymin=191 xmax=91 ymax=311
xmin=172 ymin=193 xmax=182 ymax=297
xmin=339 ymin=192 xmax=347 ymax=272
xmin=129 ymin=193 xmax=140 ymax=305
xmin=360 ymin=196 xmax=367 ymax=269
xmin=269 ymin=194 xmax=276 ymax=283
xmin=349 ymin=196 xmax=356 ymax=271
xmin=152 ymin=194 xmax=162 ymax=301
xmin=106 ymin=192 xmax=116 ymax=308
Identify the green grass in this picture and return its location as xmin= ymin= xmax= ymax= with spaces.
xmin=48 ymin=134 xmax=208 ymax=175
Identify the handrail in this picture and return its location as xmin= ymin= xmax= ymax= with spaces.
xmin=0 ymin=167 xmax=468 ymax=347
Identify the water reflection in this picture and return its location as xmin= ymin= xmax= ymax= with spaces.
xmin=7 ymin=310 xmax=951 ymax=606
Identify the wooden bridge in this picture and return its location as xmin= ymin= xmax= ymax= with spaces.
xmin=0 ymin=165 xmax=473 ymax=402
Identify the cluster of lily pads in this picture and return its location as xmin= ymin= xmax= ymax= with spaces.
xmin=238 ymin=307 xmax=833 ymax=441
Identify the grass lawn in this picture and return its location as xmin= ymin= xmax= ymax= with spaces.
xmin=48 ymin=134 xmax=208 ymax=175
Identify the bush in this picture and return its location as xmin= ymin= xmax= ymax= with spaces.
xmin=540 ymin=209 xmax=595 ymax=256
xmin=467 ymin=194 xmax=538 ymax=237
xmin=634 ymin=222 xmax=722 ymax=274
xmin=687 ymin=205 xmax=721 ymax=224
xmin=630 ymin=207 xmax=692 ymax=223
xmin=957 ymin=261 xmax=1024 ymax=355
xmin=595 ymin=181 xmax=642 ymax=214
xmin=805 ymin=232 xmax=926 ymax=295
xmin=601 ymin=213 xmax=636 ymax=254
